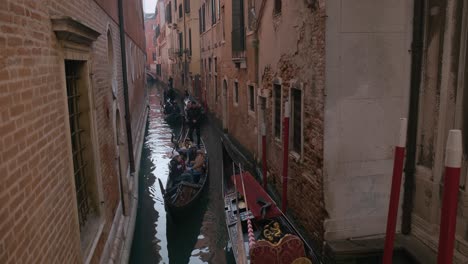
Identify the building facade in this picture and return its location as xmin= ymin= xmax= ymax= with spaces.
xmin=144 ymin=12 xmax=157 ymax=74
xmin=156 ymin=0 xmax=203 ymax=91
xmin=200 ymin=0 xmax=327 ymax=252
xmin=201 ymin=0 xmax=431 ymax=261
xmin=0 ymin=0 xmax=147 ymax=263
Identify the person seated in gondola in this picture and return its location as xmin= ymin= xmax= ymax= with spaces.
xmin=169 ymin=152 xmax=185 ymax=177
xmin=176 ymin=149 xmax=205 ymax=184
xmin=176 ymin=139 xmax=192 ymax=156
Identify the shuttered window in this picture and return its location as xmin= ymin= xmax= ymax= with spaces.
xmin=178 ymin=32 xmax=183 ymax=53
xmin=199 ymin=8 xmax=202 ymax=33
xmin=232 ymin=0 xmax=245 ymax=54
xmin=189 ymin=28 xmax=192 ymax=56
xmin=184 ymin=0 xmax=190 ymax=13
xmin=211 ymin=0 xmax=216 ymax=24
xmin=249 ymin=85 xmax=255 ymax=112
xmin=166 ymin=3 xmax=172 ymax=23
xmin=202 ymin=4 xmax=206 ymax=32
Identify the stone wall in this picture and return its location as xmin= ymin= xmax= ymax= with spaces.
xmin=324 ymin=0 xmax=413 ymax=241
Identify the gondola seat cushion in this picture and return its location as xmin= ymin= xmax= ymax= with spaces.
xmin=250 ymin=234 xmax=306 ymax=264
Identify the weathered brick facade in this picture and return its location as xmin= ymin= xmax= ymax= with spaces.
xmin=0 ymin=0 xmax=147 ymax=263
xmin=201 ymin=0 xmax=327 ymax=254
xmin=258 ymin=0 xmax=326 ymax=253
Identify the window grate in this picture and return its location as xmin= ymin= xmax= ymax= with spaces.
xmin=65 ymin=60 xmax=90 ymax=230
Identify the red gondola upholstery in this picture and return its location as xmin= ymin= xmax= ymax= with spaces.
xmin=250 ymin=234 xmax=307 ymax=264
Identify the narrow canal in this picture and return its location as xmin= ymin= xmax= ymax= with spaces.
xmin=130 ymin=84 xmax=229 ymax=264
xmin=128 ymin=84 xmax=418 ymax=264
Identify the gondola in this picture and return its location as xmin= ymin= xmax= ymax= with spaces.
xmin=159 ymin=127 xmax=209 ymax=217
xmin=222 ymin=139 xmax=320 ymax=264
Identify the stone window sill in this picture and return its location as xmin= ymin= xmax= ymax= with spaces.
xmin=81 ymin=214 xmax=104 ymax=264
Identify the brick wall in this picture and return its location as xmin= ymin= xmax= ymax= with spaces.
xmin=145 ymin=17 xmax=157 ymax=66
xmin=259 ymin=0 xmax=326 ymax=253
xmin=201 ymin=0 xmax=259 ymax=157
xmin=0 ymin=0 xmax=147 ymax=263
xmin=201 ymin=0 xmax=327 ymax=254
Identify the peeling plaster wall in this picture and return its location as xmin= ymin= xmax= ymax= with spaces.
xmin=324 ymin=0 xmax=413 ymax=240
xmin=258 ymin=0 xmax=326 ymax=251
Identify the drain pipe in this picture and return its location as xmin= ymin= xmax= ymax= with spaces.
xmin=401 ymin=0 xmax=425 ymax=234
xmin=118 ymin=0 xmax=136 ymax=173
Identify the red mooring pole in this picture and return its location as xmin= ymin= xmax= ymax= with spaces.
xmin=282 ymin=101 xmax=290 ymax=212
xmin=262 ymin=123 xmax=268 ymax=190
xmin=437 ymin=130 xmax=462 ymax=264
xmin=383 ymin=118 xmax=407 ymax=264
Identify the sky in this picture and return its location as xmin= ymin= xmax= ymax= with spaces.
xmin=143 ymin=0 xmax=157 ymax=14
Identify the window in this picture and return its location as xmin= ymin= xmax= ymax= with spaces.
xmin=202 ymin=4 xmax=206 ymax=32
xmin=178 ymin=32 xmax=183 ymax=54
xmin=248 ymin=85 xmax=255 ymax=112
xmin=209 ymin=58 xmax=212 ymax=72
xmin=214 ymin=57 xmax=217 ymax=72
xmin=199 ymin=8 xmax=202 ymax=33
xmin=222 ymin=6 xmax=225 ymax=40
xmin=152 ymin=52 xmax=156 ymax=61
xmin=215 ymin=75 xmax=218 ymax=102
xmin=166 ymin=3 xmax=172 ymax=23
xmin=174 ymin=0 xmax=177 ymax=9
xmin=184 ymin=0 xmax=190 ymax=13
xmin=189 ymin=28 xmax=192 ymax=56
xmin=234 ymin=81 xmax=239 ymax=104
xmin=274 ymin=84 xmax=282 ymax=139
xmin=211 ymin=0 xmax=216 ymax=24
xmin=65 ymin=60 xmax=96 ymax=230
xmin=291 ymin=88 xmax=302 ymax=153
xmin=274 ymin=0 xmax=282 ymax=14
xmin=179 ymin=4 xmax=183 ymax=18
xmin=232 ymin=0 xmax=245 ymax=54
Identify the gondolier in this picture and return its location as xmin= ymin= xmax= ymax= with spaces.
xmin=186 ymin=101 xmax=202 ymax=148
